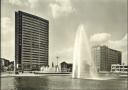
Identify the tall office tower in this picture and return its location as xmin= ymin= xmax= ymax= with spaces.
xmin=15 ymin=11 xmax=49 ymax=71
xmin=92 ymin=45 xmax=121 ymax=72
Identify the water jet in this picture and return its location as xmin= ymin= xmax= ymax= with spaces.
xmin=72 ymin=25 xmax=96 ymax=79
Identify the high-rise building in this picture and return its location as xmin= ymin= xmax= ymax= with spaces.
xmin=92 ymin=45 xmax=121 ymax=72
xmin=15 ymin=11 xmax=49 ymax=71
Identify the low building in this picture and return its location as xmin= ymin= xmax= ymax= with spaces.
xmin=60 ymin=62 xmax=72 ymax=72
xmin=111 ymin=64 xmax=128 ymax=73
xmin=0 ymin=58 xmax=10 ymax=72
xmin=0 ymin=58 xmax=10 ymax=67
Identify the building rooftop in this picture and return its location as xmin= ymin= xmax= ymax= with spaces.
xmin=16 ymin=10 xmax=49 ymax=23
xmin=92 ymin=45 xmax=121 ymax=52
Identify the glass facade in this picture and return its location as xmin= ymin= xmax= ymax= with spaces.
xmin=15 ymin=11 xmax=49 ymax=70
xmin=92 ymin=46 xmax=121 ymax=72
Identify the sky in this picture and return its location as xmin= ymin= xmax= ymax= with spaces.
xmin=1 ymin=0 xmax=127 ymax=65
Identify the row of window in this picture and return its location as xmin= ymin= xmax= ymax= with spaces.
xmin=22 ymin=26 xmax=48 ymax=35
xmin=22 ymin=15 xmax=48 ymax=25
xmin=22 ymin=59 xmax=48 ymax=62
xmin=22 ymin=34 xmax=48 ymax=41
xmin=22 ymin=22 xmax=48 ymax=32
xmin=22 ymin=32 xmax=48 ymax=38
xmin=22 ymin=20 xmax=48 ymax=29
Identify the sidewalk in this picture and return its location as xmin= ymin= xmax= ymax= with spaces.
xmin=0 ymin=72 xmax=41 ymax=78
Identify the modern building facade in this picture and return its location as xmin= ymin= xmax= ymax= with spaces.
xmin=92 ymin=45 xmax=121 ymax=72
xmin=15 ymin=11 xmax=49 ymax=71
xmin=111 ymin=64 xmax=128 ymax=73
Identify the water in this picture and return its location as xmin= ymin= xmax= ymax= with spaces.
xmin=72 ymin=25 xmax=96 ymax=78
xmin=1 ymin=76 xmax=127 ymax=90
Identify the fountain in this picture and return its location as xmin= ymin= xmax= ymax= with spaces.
xmin=72 ymin=25 xmax=96 ymax=79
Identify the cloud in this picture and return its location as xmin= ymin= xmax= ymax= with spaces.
xmin=9 ymin=0 xmax=27 ymax=6
xmin=1 ymin=17 xmax=13 ymax=41
xmin=28 ymin=0 xmax=40 ymax=8
xmin=108 ymin=34 xmax=127 ymax=65
xmin=90 ymin=33 xmax=127 ymax=65
xmin=90 ymin=33 xmax=111 ymax=45
xmin=107 ymin=34 xmax=127 ymax=51
xmin=49 ymin=0 xmax=75 ymax=18
xmin=1 ymin=17 xmax=15 ymax=61
xmin=1 ymin=17 xmax=11 ymax=29
xmin=8 ymin=0 xmax=39 ymax=8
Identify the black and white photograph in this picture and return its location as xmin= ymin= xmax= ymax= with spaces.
xmin=1 ymin=0 xmax=128 ymax=90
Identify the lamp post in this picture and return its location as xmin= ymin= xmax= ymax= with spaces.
xmin=56 ymin=56 xmax=59 ymax=66
xmin=56 ymin=56 xmax=59 ymax=72
xmin=14 ymin=60 xmax=16 ymax=74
